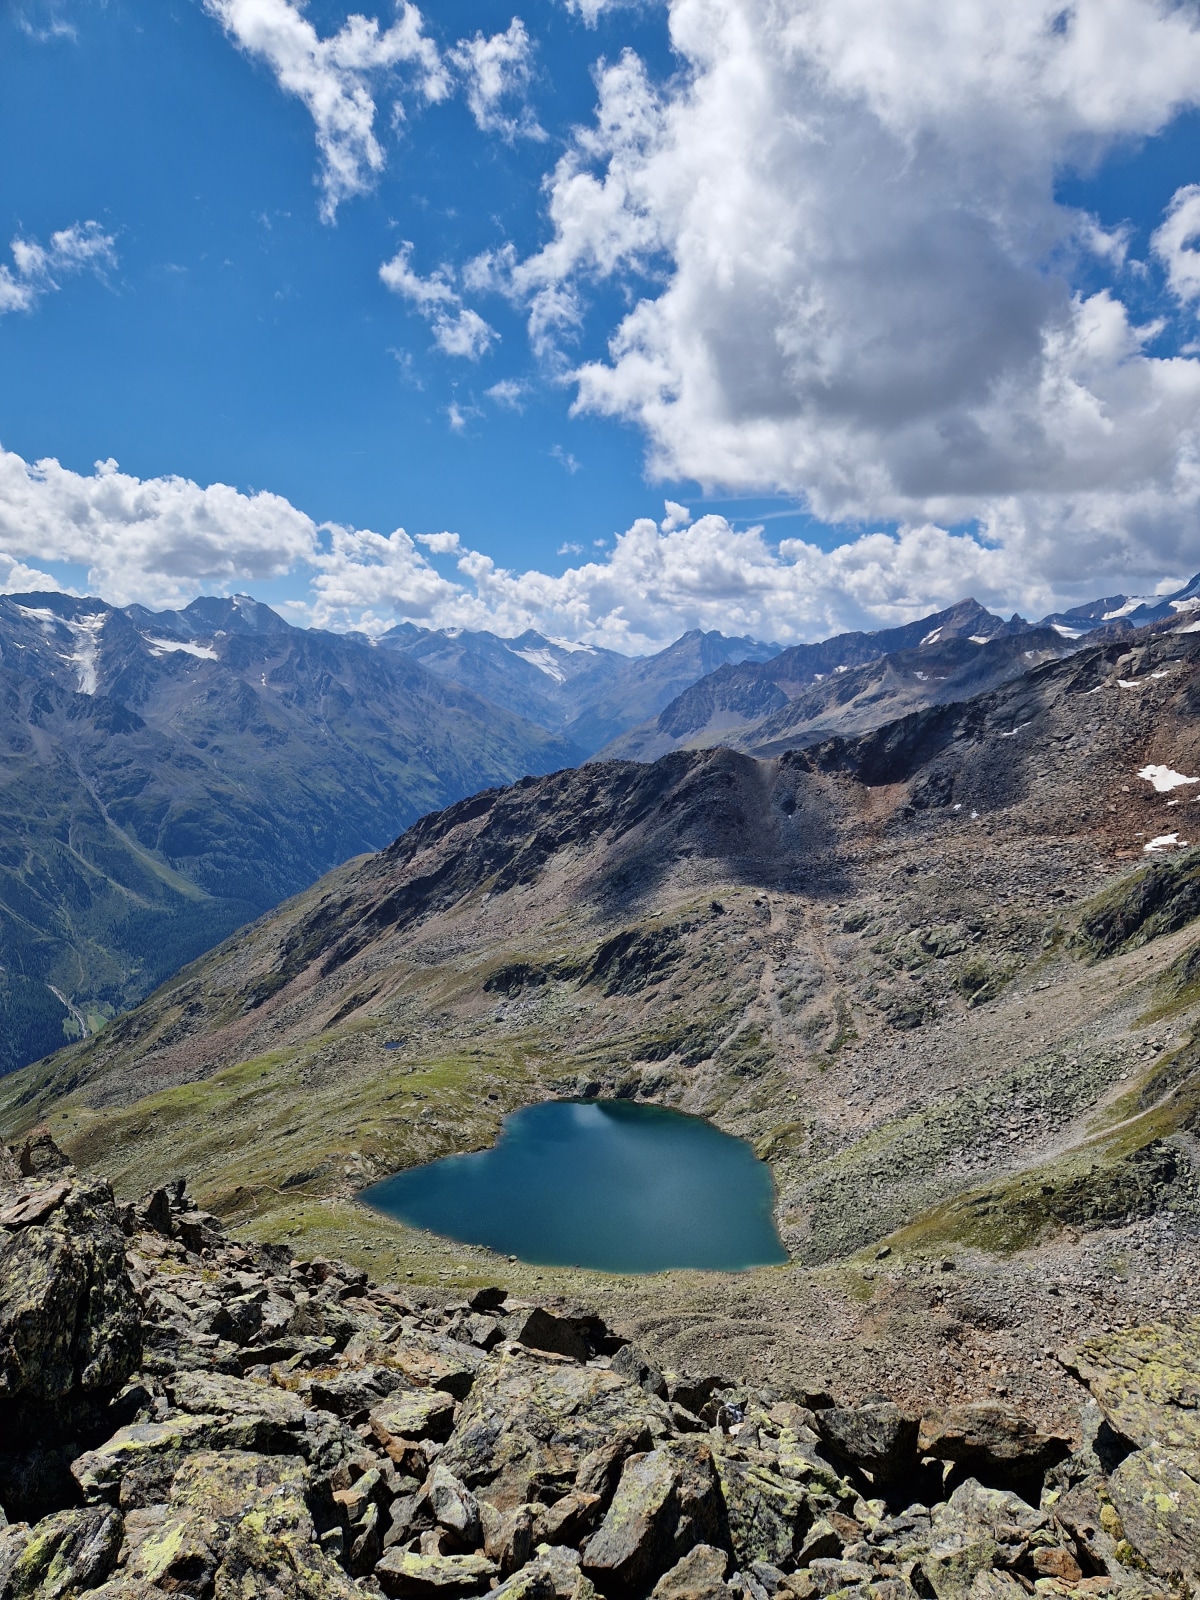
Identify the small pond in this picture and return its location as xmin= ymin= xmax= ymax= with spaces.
xmin=359 ymin=1098 xmax=788 ymax=1273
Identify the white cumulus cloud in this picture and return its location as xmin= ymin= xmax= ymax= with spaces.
xmin=306 ymin=509 xmax=1069 ymax=651
xmin=0 ymin=221 xmax=116 ymax=315
xmin=1153 ymin=186 xmax=1200 ymax=308
xmin=0 ymin=447 xmax=317 ymax=607
xmin=0 ymin=440 xmax=1191 ymax=653
xmin=486 ymin=0 xmax=1200 ymax=595
xmin=204 ymin=0 xmax=448 ymax=220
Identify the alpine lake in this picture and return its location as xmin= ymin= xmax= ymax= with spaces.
xmin=359 ymin=1099 xmax=788 ymax=1274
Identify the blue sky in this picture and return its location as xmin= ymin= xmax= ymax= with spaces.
xmin=2 ymin=0 xmax=1200 ymax=649
xmin=0 ymin=0 xmax=688 ymax=554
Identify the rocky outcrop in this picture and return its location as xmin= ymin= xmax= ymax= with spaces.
xmin=0 ymin=1135 xmax=141 ymax=1521
xmin=0 ymin=1142 xmax=1196 ymax=1600
xmin=1060 ymin=1321 xmax=1200 ymax=1587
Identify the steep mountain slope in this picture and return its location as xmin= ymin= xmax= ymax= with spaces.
xmin=0 ymin=593 xmax=577 ymax=1076
xmin=381 ymin=624 xmax=780 ymax=754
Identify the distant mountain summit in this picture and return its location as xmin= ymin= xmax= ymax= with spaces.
xmin=1040 ymin=571 xmax=1200 ymax=637
xmin=597 ymin=585 xmax=1200 ymax=762
xmin=379 ymin=623 xmax=780 ymax=753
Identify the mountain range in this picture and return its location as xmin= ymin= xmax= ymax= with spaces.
xmin=378 ymin=622 xmax=782 ymax=752
xmin=599 ymin=575 xmax=1200 ymax=761
xmin=5 ymin=612 xmax=1199 ymax=1445
xmin=0 ymin=573 xmax=1196 ymax=1081
xmin=0 ymin=592 xmax=576 ymax=1076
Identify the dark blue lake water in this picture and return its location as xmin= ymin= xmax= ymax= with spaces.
xmin=359 ymin=1099 xmax=788 ymax=1274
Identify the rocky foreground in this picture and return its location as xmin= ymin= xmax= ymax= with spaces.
xmin=2 ymin=1131 xmax=1197 ymax=1600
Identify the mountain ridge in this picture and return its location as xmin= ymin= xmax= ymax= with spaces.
xmin=598 ymin=582 xmax=1200 ymax=762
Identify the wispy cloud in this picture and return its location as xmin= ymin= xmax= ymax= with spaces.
xmin=380 ymin=244 xmax=497 ymax=358
xmin=485 ymin=378 xmax=529 ymax=410
xmin=203 ymin=0 xmax=448 ymax=221
xmin=448 ymin=18 xmax=544 ymax=140
xmin=0 ymin=221 xmax=116 ymax=316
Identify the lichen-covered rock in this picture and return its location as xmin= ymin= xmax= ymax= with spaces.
xmin=1108 ymin=1442 xmax=1200 ymax=1583
xmin=71 ymin=1410 xmax=311 ymax=1511
xmin=1062 ymin=1318 xmax=1200 ymax=1583
xmin=709 ymin=1439 xmax=811 ymax=1570
xmin=441 ymin=1348 xmax=671 ymax=1510
xmin=4 ymin=1506 xmax=123 ymax=1600
xmin=814 ymin=1404 xmax=919 ymax=1490
xmin=920 ymin=1480 xmax=1049 ymax=1600
xmin=166 ymin=1371 xmax=308 ymax=1431
xmin=580 ymin=1438 xmax=727 ymax=1596
xmin=0 ymin=1177 xmax=139 ymax=1411
xmin=381 ymin=1333 xmax=485 ymax=1400
xmin=1065 ymin=1319 xmax=1200 ymax=1480
xmin=488 ymin=1562 xmax=557 ymax=1600
xmin=374 ymin=1549 xmax=498 ymax=1597
xmin=916 ymin=1405 xmax=1070 ymax=1487
xmin=124 ymin=1449 xmax=357 ymax=1600
xmin=370 ymin=1391 xmax=457 ymax=1447
xmin=649 ymin=1544 xmax=733 ymax=1600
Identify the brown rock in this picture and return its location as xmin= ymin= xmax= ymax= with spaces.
xmin=0 ymin=1182 xmax=71 ymax=1232
xmin=1029 ymin=1547 xmax=1084 ymax=1583
xmin=371 ymin=1391 xmax=457 ymax=1446
xmin=481 ymin=1502 xmax=536 ymax=1576
xmin=539 ymin=1491 xmax=602 ymax=1546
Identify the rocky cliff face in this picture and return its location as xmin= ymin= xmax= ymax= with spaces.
xmin=2 ymin=1135 xmax=1197 ymax=1600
